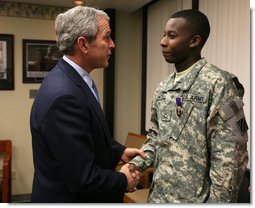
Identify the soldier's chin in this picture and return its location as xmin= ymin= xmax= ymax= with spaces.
xmin=164 ymin=57 xmax=173 ymax=63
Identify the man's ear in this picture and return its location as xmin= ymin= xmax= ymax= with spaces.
xmin=189 ymin=35 xmax=201 ymax=48
xmin=77 ymin=36 xmax=89 ymax=52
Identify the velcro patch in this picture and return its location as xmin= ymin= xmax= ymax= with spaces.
xmin=218 ymin=97 xmax=244 ymax=121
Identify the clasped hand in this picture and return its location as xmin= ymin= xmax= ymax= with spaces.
xmin=119 ymin=147 xmax=146 ymax=192
xmin=119 ymin=163 xmax=141 ymax=192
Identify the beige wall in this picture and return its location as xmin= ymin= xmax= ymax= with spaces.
xmin=0 ymin=16 xmax=56 ymax=194
xmin=200 ymin=0 xmax=250 ymax=167
xmin=114 ymin=10 xmax=142 ymax=144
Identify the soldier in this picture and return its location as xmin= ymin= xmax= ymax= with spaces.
xmin=129 ymin=9 xmax=248 ymax=203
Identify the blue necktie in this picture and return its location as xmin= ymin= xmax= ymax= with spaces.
xmin=92 ymin=80 xmax=100 ymax=103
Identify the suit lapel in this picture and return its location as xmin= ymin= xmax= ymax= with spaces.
xmin=57 ymin=59 xmax=113 ymax=142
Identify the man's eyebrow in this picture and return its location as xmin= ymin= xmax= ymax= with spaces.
xmin=167 ymin=30 xmax=177 ymax=34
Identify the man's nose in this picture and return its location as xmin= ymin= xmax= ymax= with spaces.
xmin=109 ymin=38 xmax=115 ymax=49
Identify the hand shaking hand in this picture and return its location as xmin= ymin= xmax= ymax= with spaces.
xmin=120 ymin=148 xmax=147 ymax=163
xmin=119 ymin=163 xmax=141 ymax=192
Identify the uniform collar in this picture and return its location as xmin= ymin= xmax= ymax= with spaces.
xmin=163 ymin=58 xmax=207 ymax=92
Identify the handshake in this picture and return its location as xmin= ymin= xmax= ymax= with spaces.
xmin=119 ymin=163 xmax=141 ymax=193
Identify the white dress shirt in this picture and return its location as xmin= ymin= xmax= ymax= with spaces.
xmin=63 ymin=56 xmax=99 ymax=101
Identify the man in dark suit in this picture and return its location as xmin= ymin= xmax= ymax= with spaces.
xmin=30 ymin=6 xmax=145 ymax=203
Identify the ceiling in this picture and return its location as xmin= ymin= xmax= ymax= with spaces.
xmin=4 ymin=0 xmax=153 ymax=12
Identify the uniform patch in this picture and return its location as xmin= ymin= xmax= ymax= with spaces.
xmin=182 ymin=94 xmax=206 ymax=103
xmin=218 ymin=98 xmax=244 ymax=121
xmin=230 ymin=101 xmax=239 ymax=114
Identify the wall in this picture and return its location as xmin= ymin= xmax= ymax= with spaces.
xmin=0 ymin=16 xmax=55 ymax=195
xmin=200 ymin=0 xmax=250 ymax=167
xmin=114 ymin=10 xmax=143 ymax=144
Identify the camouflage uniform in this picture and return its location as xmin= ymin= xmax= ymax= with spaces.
xmin=131 ymin=58 xmax=248 ymax=203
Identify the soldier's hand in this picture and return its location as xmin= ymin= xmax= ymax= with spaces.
xmin=128 ymin=163 xmax=139 ymax=178
xmin=119 ymin=163 xmax=141 ymax=192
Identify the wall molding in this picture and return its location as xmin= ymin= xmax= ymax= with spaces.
xmin=0 ymin=1 xmax=69 ymax=20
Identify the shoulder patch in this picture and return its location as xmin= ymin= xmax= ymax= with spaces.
xmin=218 ymin=97 xmax=244 ymax=121
xmin=219 ymin=97 xmax=249 ymax=144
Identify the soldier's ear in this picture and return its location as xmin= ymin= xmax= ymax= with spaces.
xmin=189 ymin=35 xmax=201 ymax=48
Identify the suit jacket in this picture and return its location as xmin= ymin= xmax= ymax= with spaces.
xmin=30 ymin=59 xmax=127 ymax=202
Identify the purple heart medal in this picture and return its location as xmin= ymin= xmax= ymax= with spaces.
xmin=176 ymin=96 xmax=183 ymax=116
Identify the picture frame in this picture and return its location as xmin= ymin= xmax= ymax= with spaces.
xmin=0 ymin=34 xmax=14 ymax=90
xmin=22 ymin=39 xmax=62 ymax=83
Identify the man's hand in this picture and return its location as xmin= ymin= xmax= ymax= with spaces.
xmin=119 ymin=163 xmax=141 ymax=192
xmin=121 ymin=148 xmax=147 ymax=163
xmin=128 ymin=163 xmax=139 ymax=178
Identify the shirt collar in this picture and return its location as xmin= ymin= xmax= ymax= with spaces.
xmin=63 ymin=55 xmax=93 ymax=88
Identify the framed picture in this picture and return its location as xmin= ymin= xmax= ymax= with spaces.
xmin=0 ymin=34 xmax=14 ymax=90
xmin=23 ymin=39 xmax=62 ymax=83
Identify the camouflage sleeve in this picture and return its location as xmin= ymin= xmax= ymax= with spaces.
xmin=206 ymin=79 xmax=249 ymax=203
xmin=129 ymin=99 xmax=158 ymax=172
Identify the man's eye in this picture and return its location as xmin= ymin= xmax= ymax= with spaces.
xmin=168 ymin=34 xmax=176 ymax=39
xmin=105 ymin=35 xmax=111 ymax=40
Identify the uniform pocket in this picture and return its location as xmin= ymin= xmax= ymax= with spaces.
xmin=159 ymin=102 xmax=194 ymax=141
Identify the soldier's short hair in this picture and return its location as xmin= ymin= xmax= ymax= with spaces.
xmin=170 ymin=9 xmax=210 ymax=48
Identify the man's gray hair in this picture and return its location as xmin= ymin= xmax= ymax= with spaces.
xmin=55 ymin=6 xmax=109 ymax=55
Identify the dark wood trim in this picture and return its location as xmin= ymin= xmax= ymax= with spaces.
xmin=12 ymin=193 xmax=31 ymax=202
xmin=141 ymin=5 xmax=148 ymax=135
xmin=192 ymin=0 xmax=199 ymax=10
xmin=104 ymin=9 xmax=115 ymax=135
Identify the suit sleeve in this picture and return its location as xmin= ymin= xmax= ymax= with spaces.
xmin=110 ymin=137 xmax=126 ymax=167
xmin=43 ymin=93 xmax=127 ymax=201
